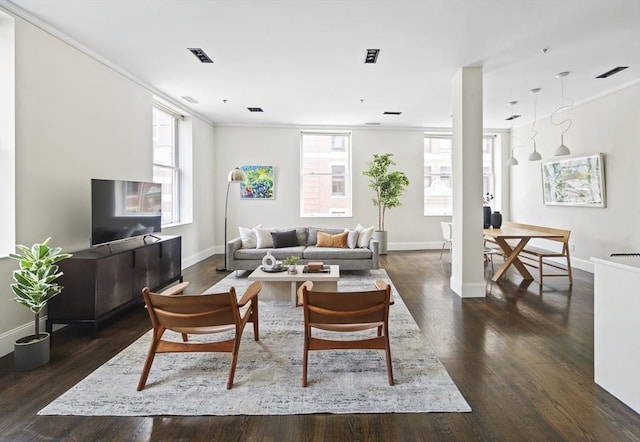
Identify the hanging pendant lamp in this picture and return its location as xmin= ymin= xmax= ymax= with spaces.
xmin=505 ymin=100 xmax=521 ymax=166
xmin=551 ymin=71 xmax=573 ymax=156
xmin=528 ymin=88 xmax=542 ymax=161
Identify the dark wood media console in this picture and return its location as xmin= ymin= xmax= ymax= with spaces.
xmin=47 ymin=235 xmax=182 ymax=335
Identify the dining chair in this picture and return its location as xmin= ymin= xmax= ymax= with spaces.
xmin=440 ymin=221 xmax=453 ymax=259
xmin=137 ymin=281 xmax=262 ymax=391
xmin=300 ymin=281 xmax=394 ymax=387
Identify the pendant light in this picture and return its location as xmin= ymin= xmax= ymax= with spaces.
xmin=528 ymin=88 xmax=542 ymax=161
xmin=551 ymin=71 xmax=573 ymax=156
xmin=506 ymin=100 xmax=521 ymax=166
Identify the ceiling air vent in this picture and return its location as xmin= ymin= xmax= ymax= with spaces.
xmin=247 ymin=107 xmax=264 ymax=112
xmin=365 ymin=49 xmax=380 ymax=64
xmin=187 ymin=48 xmax=213 ymax=63
xmin=383 ymin=111 xmax=402 ymax=115
xmin=505 ymin=114 xmax=521 ymax=121
xmin=365 ymin=122 xmax=381 ymax=126
xmin=596 ymin=66 xmax=628 ymax=78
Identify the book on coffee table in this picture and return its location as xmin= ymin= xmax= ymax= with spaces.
xmin=303 ymin=265 xmax=331 ymax=273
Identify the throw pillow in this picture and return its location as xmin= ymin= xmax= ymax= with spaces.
xmin=356 ymin=225 xmax=374 ymax=248
xmin=255 ymin=227 xmax=275 ymax=249
xmin=271 ymin=229 xmax=299 ymax=248
xmin=316 ymin=231 xmax=348 ymax=248
xmin=238 ymin=224 xmax=261 ymax=248
xmin=344 ymin=228 xmax=360 ymax=249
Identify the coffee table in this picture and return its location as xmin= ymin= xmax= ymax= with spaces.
xmin=248 ymin=265 xmax=340 ymax=307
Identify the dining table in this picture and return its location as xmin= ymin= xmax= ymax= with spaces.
xmin=483 ymin=225 xmax=563 ymax=282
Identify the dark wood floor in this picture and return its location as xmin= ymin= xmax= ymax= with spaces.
xmin=1 ymin=251 xmax=639 ymax=441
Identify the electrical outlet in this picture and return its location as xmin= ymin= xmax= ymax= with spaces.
xmin=570 ymin=243 xmax=575 ymax=252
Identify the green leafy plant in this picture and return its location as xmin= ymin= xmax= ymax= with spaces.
xmin=9 ymin=238 xmax=72 ymax=340
xmin=362 ymin=153 xmax=410 ymax=231
xmin=282 ymin=256 xmax=300 ymax=266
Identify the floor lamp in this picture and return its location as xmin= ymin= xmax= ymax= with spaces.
xmin=216 ymin=166 xmax=247 ymax=272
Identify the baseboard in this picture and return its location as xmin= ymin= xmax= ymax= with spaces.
xmin=182 ymin=246 xmax=215 ymax=269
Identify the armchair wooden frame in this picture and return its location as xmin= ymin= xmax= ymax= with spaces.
xmin=137 ymin=281 xmax=261 ymax=391
xmin=300 ymin=280 xmax=394 ymax=387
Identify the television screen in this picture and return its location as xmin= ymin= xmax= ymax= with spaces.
xmin=91 ymin=178 xmax=162 ymax=246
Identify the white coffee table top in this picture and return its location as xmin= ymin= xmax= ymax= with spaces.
xmin=248 ymin=265 xmax=340 ymax=282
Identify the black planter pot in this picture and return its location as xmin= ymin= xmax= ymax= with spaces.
xmin=491 ymin=211 xmax=503 ymax=229
xmin=14 ymin=333 xmax=50 ymax=371
xmin=483 ymin=206 xmax=492 ymax=228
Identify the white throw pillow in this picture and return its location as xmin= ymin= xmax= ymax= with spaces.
xmin=238 ymin=224 xmax=261 ymax=249
xmin=356 ymin=224 xmax=375 ymax=248
xmin=344 ymin=227 xmax=360 ymax=249
xmin=254 ymin=227 xmax=275 ymax=249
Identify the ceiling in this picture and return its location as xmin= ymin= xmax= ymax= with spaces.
xmin=3 ymin=0 xmax=640 ymax=129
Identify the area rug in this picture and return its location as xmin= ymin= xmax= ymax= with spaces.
xmin=39 ymin=269 xmax=470 ymax=416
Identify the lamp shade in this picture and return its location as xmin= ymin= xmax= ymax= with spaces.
xmin=555 ymin=143 xmax=571 ymax=156
xmin=528 ymin=150 xmax=542 ymax=161
xmin=506 ymin=156 xmax=519 ymax=166
xmin=228 ymin=167 xmax=247 ymax=183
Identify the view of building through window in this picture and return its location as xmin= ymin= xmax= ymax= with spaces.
xmin=424 ymin=135 xmax=495 ymax=216
xmin=300 ymin=132 xmax=352 ymax=217
xmin=152 ymin=105 xmax=182 ymax=225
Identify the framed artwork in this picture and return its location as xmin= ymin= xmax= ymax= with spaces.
xmin=542 ymin=153 xmax=606 ymax=207
xmin=240 ymin=165 xmax=275 ymax=199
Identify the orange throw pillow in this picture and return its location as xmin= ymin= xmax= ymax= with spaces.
xmin=316 ymin=231 xmax=348 ymax=248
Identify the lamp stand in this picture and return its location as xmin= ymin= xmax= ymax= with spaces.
xmin=216 ymin=181 xmax=232 ymax=272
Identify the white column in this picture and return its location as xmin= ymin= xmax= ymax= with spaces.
xmin=450 ymin=67 xmax=485 ymax=298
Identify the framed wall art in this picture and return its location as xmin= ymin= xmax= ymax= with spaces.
xmin=240 ymin=165 xmax=275 ymax=199
xmin=542 ymin=153 xmax=605 ymax=207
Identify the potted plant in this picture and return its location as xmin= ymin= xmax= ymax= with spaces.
xmin=282 ymin=256 xmax=300 ymax=274
xmin=9 ymin=237 xmax=72 ymax=370
xmin=362 ymin=153 xmax=410 ymax=254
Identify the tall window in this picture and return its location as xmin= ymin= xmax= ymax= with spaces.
xmin=152 ymin=104 xmax=182 ymax=225
xmin=300 ymin=132 xmax=352 ymax=217
xmin=424 ymin=135 xmax=495 ymax=216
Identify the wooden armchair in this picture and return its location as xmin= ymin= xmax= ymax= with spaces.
xmin=137 ymin=281 xmax=262 ymax=391
xmin=300 ymin=281 xmax=394 ymax=387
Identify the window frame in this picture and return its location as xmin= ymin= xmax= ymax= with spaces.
xmin=152 ymin=103 xmax=183 ymax=226
xmin=300 ymin=131 xmax=352 ymax=218
xmin=423 ymin=133 xmax=497 ymax=217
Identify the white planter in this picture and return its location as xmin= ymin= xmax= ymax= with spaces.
xmin=373 ymin=230 xmax=388 ymax=255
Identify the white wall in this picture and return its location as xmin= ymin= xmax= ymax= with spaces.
xmin=509 ymin=83 xmax=640 ymax=269
xmin=0 ymin=15 xmax=216 ymax=357
xmin=213 ymin=126 xmax=444 ymax=251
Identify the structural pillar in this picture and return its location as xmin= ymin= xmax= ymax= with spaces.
xmin=450 ymin=67 xmax=485 ymax=298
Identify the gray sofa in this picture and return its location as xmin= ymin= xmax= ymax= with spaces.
xmin=226 ymin=227 xmax=379 ymax=272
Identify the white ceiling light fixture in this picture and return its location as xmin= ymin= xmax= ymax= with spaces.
xmin=551 ymin=71 xmax=573 ymax=156
xmin=528 ymin=88 xmax=542 ymax=161
xmin=506 ymin=101 xmax=521 ymax=166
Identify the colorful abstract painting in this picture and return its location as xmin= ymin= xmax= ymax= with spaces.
xmin=542 ymin=153 xmax=606 ymax=207
xmin=240 ymin=165 xmax=275 ymax=199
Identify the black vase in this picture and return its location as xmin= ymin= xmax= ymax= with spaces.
xmin=483 ymin=206 xmax=492 ymax=228
xmin=491 ymin=211 xmax=503 ymax=229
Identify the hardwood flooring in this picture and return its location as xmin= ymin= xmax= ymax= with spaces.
xmin=1 ymin=251 xmax=639 ymax=441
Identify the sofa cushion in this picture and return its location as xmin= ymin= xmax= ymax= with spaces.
xmin=316 ymin=231 xmax=348 ymax=248
xmin=255 ymin=227 xmax=275 ymax=248
xmin=238 ymin=225 xmax=261 ymax=248
xmin=307 ymin=227 xmax=345 ymax=246
xmin=356 ymin=225 xmax=375 ymax=248
xmin=271 ymin=229 xmax=299 ymax=248
xmin=344 ymin=228 xmax=360 ymax=249
xmin=303 ymin=246 xmax=373 ymax=260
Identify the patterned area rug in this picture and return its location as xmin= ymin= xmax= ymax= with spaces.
xmin=39 ymin=269 xmax=470 ymax=416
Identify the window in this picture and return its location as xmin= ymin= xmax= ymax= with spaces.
xmin=300 ymin=132 xmax=352 ymax=217
xmin=152 ymin=104 xmax=182 ymax=225
xmin=424 ymin=135 xmax=495 ymax=216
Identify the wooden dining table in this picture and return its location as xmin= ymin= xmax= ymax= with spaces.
xmin=483 ymin=225 xmax=563 ymax=282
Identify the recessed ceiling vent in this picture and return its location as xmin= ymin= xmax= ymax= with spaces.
xmin=505 ymin=114 xmax=521 ymax=121
xmin=181 ymin=96 xmax=199 ymax=104
xmin=247 ymin=107 xmax=264 ymax=112
xmin=365 ymin=49 xmax=380 ymax=64
xmin=596 ymin=66 xmax=628 ymax=78
xmin=383 ymin=111 xmax=402 ymax=115
xmin=187 ymin=48 xmax=213 ymax=63
xmin=365 ymin=122 xmax=381 ymax=126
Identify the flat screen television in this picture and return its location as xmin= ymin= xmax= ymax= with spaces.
xmin=91 ymin=178 xmax=162 ymax=246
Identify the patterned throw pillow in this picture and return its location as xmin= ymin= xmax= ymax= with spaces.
xmin=316 ymin=231 xmax=348 ymax=248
